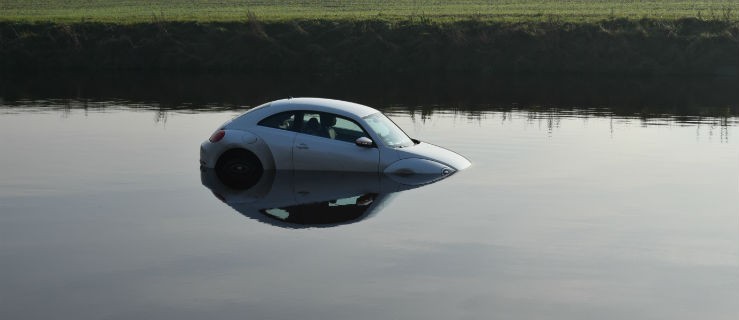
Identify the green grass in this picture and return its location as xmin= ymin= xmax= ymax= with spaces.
xmin=1 ymin=0 xmax=739 ymax=23
xmin=3 ymin=2 xmax=738 ymax=75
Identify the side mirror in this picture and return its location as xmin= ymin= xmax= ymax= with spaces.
xmin=355 ymin=137 xmax=374 ymax=147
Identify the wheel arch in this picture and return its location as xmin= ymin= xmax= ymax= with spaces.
xmin=215 ymin=143 xmax=275 ymax=172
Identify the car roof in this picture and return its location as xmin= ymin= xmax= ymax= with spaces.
xmin=269 ymin=98 xmax=379 ymax=118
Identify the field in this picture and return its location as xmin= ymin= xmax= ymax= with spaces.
xmin=1 ymin=0 xmax=739 ymax=23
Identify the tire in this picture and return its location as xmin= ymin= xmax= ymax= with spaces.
xmin=215 ymin=149 xmax=264 ymax=189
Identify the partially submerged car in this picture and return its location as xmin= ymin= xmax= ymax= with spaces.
xmin=200 ymin=98 xmax=470 ymax=181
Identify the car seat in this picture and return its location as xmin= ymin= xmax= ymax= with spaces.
xmin=303 ymin=117 xmax=322 ymax=136
xmin=320 ymin=114 xmax=337 ymax=139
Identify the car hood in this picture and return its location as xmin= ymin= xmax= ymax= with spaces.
xmin=394 ymin=142 xmax=471 ymax=171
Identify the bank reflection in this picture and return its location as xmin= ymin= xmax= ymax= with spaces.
xmin=201 ymin=169 xmax=448 ymax=228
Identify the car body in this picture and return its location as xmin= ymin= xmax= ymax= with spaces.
xmin=200 ymin=98 xmax=470 ymax=180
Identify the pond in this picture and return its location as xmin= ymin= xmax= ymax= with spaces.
xmin=1 ymin=75 xmax=738 ymax=319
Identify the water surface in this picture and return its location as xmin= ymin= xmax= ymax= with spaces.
xmin=1 ymin=77 xmax=738 ymax=319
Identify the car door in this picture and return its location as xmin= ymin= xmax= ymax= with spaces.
xmin=293 ymin=112 xmax=380 ymax=172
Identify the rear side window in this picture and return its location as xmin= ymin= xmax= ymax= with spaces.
xmin=258 ymin=111 xmax=296 ymax=131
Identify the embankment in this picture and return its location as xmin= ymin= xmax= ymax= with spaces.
xmin=1 ymin=18 xmax=738 ymax=75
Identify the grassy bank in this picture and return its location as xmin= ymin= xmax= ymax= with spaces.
xmin=2 ymin=18 xmax=738 ymax=75
xmin=2 ymin=0 xmax=739 ymax=23
xmin=1 ymin=1 xmax=738 ymax=75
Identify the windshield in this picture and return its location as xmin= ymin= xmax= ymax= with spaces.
xmin=363 ymin=113 xmax=414 ymax=148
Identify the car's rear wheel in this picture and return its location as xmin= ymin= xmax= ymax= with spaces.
xmin=216 ymin=149 xmax=263 ymax=189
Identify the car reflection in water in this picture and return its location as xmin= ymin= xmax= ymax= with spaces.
xmin=201 ymin=168 xmax=454 ymax=228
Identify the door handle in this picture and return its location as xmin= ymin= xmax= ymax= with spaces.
xmin=295 ymin=143 xmax=309 ymax=150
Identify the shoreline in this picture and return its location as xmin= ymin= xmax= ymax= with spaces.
xmin=2 ymin=18 xmax=738 ymax=76
xmin=2 ymin=72 xmax=737 ymax=119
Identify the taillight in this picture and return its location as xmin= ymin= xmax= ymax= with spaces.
xmin=209 ymin=130 xmax=225 ymax=142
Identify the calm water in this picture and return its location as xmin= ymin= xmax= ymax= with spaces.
xmin=1 ymin=77 xmax=738 ymax=319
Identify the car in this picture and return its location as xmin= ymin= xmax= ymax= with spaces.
xmin=199 ymin=98 xmax=471 ymax=182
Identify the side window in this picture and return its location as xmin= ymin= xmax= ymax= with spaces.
xmin=300 ymin=112 xmax=367 ymax=143
xmin=258 ymin=111 xmax=296 ymax=131
xmin=332 ymin=117 xmax=366 ymax=143
xmin=301 ymin=112 xmax=323 ymax=137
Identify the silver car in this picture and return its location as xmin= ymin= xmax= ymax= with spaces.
xmin=200 ymin=98 xmax=470 ymax=181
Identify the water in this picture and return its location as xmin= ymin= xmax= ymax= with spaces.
xmin=1 ymin=76 xmax=738 ymax=319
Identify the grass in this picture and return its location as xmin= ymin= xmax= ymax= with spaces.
xmin=3 ymin=18 xmax=738 ymax=75
xmin=1 ymin=0 xmax=739 ymax=23
xmin=2 ymin=1 xmax=738 ymax=75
